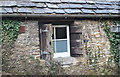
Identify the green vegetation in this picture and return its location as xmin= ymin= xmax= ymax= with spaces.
xmin=88 ymin=47 xmax=100 ymax=69
xmin=102 ymin=21 xmax=120 ymax=74
xmin=87 ymin=20 xmax=120 ymax=75
xmin=1 ymin=20 xmax=20 ymax=72
xmin=1 ymin=20 xmax=20 ymax=45
xmin=1 ymin=20 xmax=64 ymax=75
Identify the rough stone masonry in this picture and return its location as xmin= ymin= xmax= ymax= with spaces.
xmin=13 ymin=21 xmax=40 ymax=59
xmin=12 ymin=19 xmax=113 ymax=66
xmin=74 ymin=20 xmax=110 ymax=65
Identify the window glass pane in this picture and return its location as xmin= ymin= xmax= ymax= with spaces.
xmin=118 ymin=26 xmax=120 ymax=32
xmin=56 ymin=40 xmax=67 ymax=53
xmin=56 ymin=27 xmax=67 ymax=39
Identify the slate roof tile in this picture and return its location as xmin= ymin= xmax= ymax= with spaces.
xmin=64 ymin=9 xmax=82 ymax=14
xmin=108 ymin=10 xmax=119 ymax=14
xmin=81 ymin=9 xmax=94 ymax=14
xmin=31 ymin=0 xmax=61 ymax=3
xmin=36 ymin=3 xmax=47 ymax=7
xmin=1 ymin=1 xmax=17 ymax=6
xmin=31 ymin=0 xmax=49 ymax=2
xmin=17 ymin=8 xmax=32 ymax=13
xmin=95 ymin=2 xmax=112 ymax=5
xmin=53 ymin=9 xmax=65 ymax=14
xmin=94 ymin=10 xmax=110 ymax=14
xmin=112 ymin=2 xmax=116 ymax=5
xmin=3 ymin=8 xmax=13 ymax=13
xmin=57 ymin=4 xmax=70 ymax=8
xmin=49 ymin=0 xmax=61 ymax=3
xmin=0 ymin=8 xmax=7 ymax=14
xmin=46 ymin=3 xmax=58 ymax=8
xmin=112 ymin=5 xmax=119 ymax=9
xmin=69 ymin=4 xmax=83 ymax=8
xmin=27 ymin=3 xmax=36 ymax=7
xmin=0 ymin=0 xmax=119 ymax=15
xmin=86 ymin=1 xmax=95 ymax=4
xmin=68 ymin=0 xmax=86 ymax=3
xmin=82 ymin=4 xmax=97 ymax=9
xmin=96 ymin=5 xmax=114 ymax=9
xmin=44 ymin=8 xmax=53 ymax=13
xmin=33 ymin=8 xmax=44 ymax=13
xmin=17 ymin=2 xmax=36 ymax=7
xmin=61 ymin=0 xmax=86 ymax=3
xmin=13 ymin=7 xmax=18 ymax=12
xmin=61 ymin=0 xmax=70 ymax=3
xmin=111 ymin=2 xmax=120 ymax=5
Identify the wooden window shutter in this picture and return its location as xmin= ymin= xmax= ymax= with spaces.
xmin=39 ymin=24 xmax=53 ymax=60
xmin=70 ymin=26 xmax=84 ymax=56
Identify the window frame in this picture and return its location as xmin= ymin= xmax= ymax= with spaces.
xmin=111 ymin=22 xmax=120 ymax=33
xmin=52 ymin=25 xmax=70 ymax=58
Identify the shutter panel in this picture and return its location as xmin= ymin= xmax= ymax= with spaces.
xmin=70 ymin=26 xmax=84 ymax=56
xmin=39 ymin=24 xmax=52 ymax=60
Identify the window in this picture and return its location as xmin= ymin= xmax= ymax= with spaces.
xmin=52 ymin=25 xmax=70 ymax=58
xmin=111 ymin=22 xmax=120 ymax=33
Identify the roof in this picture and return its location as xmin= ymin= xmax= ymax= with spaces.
xmin=1 ymin=0 xmax=120 ymax=18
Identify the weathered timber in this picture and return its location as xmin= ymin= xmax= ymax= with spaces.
xmin=39 ymin=24 xmax=52 ymax=61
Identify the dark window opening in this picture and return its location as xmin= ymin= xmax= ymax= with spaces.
xmin=56 ymin=27 xmax=67 ymax=39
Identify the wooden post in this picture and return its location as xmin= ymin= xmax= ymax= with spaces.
xmin=39 ymin=24 xmax=53 ymax=61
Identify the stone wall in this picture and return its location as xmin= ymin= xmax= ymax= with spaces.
xmin=12 ymin=21 xmax=40 ymax=59
xmin=11 ymin=19 xmax=112 ymax=65
xmin=74 ymin=20 xmax=111 ymax=65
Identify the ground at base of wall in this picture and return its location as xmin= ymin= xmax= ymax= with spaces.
xmin=65 ymin=65 xmax=117 ymax=75
xmin=63 ymin=64 xmax=94 ymax=75
xmin=59 ymin=57 xmax=92 ymax=75
xmin=54 ymin=57 xmax=78 ymax=65
xmin=58 ymin=57 xmax=116 ymax=75
xmin=2 ymin=56 xmax=116 ymax=75
xmin=63 ymin=63 xmax=116 ymax=75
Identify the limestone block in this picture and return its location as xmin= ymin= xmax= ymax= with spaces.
xmin=32 ymin=51 xmax=40 ymax=55
xmin=39 ymin=59 xmax=45 ymax=65
xmin=93 ymin=32 xmax=101 ymax=37
xmin=54 ymin=57 xmax=78 ymax=65
xmin=30 ymin=46 xmax=39 ymax=50
xmin=13 ymin=21 xmax=40 ymax=59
